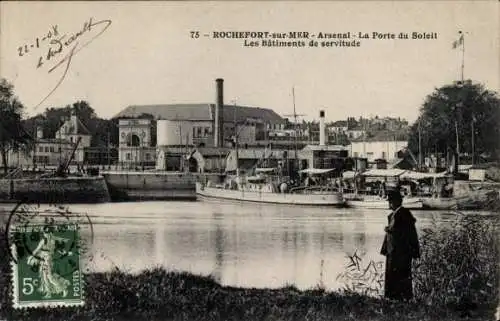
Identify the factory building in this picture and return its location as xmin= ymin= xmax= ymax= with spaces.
xmin=115 ymin=79 xmax=286 ymax=170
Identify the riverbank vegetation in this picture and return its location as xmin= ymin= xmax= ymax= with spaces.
xmin=0 ymin=212 xmax=498 ymax=321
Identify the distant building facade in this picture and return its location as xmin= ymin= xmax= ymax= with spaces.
xmin=348 ymin=139 xmax=408 ymax=162
xmin=327 ymin=116 xmax=409 ymax=142
xmin=328 ymin=120 xmax=348 ymax=134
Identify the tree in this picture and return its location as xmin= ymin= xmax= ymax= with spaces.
xmin=71 ymin=101 xmax=96 ymax=124
xmin=0 ymin=78 xmax=31 ymax=174
xmin=408 ymin=81 xmax=500 ymax=162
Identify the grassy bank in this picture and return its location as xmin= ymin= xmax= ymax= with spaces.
xmin=0 ymin=212 xmax=498 ymax=321
xmin=0 ymin=268 xmax=493 ymax=321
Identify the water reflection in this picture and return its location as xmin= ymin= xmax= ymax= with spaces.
xmin=213 ymin=213 xmax=225 ymax=283
xmin=0 ymin=201 xmax=489 ymax=291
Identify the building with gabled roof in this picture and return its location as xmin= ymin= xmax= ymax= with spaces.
xmin=55 ymin=113 xmax=92 ymax=163
xmin=115 ymin=103 xmax=284 ymax=125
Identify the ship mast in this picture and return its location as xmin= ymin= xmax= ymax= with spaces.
xmin=283 ymin=87 xmax=306 ymax=172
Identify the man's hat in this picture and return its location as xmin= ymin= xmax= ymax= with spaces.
xmin=387 ymin=190 xmax=403 ymax=202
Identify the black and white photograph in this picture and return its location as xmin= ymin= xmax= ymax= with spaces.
xmin=0 ymin=1 xmax=499 ymax=320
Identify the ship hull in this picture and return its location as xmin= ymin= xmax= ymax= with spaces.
xmin=196 ymin=183 xmax=345 ymax=206
xmin=344 ymin=194 xmax=424 ymax=209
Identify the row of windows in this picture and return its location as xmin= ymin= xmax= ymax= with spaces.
xmin=125 ymin=153 xmax=152 ymax=161
xmin=38 ymin=146 xmax=62 ymax=153
xmin=193 ymin=127 xmax=211 ymax=138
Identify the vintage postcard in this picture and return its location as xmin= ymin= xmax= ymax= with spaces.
xmin=0 ymin=1 xmax=498 ymax=320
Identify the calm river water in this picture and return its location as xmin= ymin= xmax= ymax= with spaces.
xmin=0 ymin=201 xmax=480 ymax=291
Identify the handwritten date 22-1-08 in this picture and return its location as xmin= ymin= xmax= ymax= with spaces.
xmin=36 ymin=18 xmax=111 ymax=71
xmin=17 ymin=25 xmax=59 ymax=57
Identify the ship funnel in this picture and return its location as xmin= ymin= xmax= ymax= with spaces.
xmin=319 ymin=110 xmax=326 ymax=146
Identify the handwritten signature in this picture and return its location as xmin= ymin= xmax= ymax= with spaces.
xmin=32 ymin=17 xmax=112 ymax=109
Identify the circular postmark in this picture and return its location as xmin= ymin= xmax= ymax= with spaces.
xmin=5 ymin=201 xmax=94 ymax=278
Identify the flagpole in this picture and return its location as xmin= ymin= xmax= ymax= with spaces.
xmin=460 ymin=31 xmax=465 ymax=82
xmin=453 ymin=31 xmax=465 ymax=167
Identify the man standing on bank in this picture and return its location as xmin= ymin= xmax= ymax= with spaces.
xmin=381 ymin=190 xmax=420 ymax=301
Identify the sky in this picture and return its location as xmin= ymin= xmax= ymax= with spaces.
xmin=1 ymin=1 xmax=499 ymax=124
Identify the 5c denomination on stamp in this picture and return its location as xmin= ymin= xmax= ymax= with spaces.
xmin=10 ymin=223 xmax=84 ymax=308
xmin=6 ymin=203 xmax=87 ymax=309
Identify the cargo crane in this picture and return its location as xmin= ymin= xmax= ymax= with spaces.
xmin=41 ymin=137 xmax=82 ymax=178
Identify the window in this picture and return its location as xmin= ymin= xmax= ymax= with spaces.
xmin=197 ymin=127 xmax=202 ymax=138
xmin=126 ymin=134 xmax=140 ymax=147
xmin=50 ymin=146 xmax=55 ymax=153
xmin=70 ymin=137 xmax=73 ymax=143
xmin=204 ymin=127 xmax=210 ymax=136
xmin=39 ymin=147 xmax=43 ymax=153
xmin=382 ymin=151 xmax=386 ymax=159
xmin=126 ymin=153 xmax=131 ymax=160
xmin=44 ymin=147 xmax=49 ymax=153
xmin=193 ymin=127 xmax=197 ymax=138
xmin=145 ymin=153 xmax=151 ymax=161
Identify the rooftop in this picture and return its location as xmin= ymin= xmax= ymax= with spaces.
xmin=58 ymin=116 xmax=92 ymax=136
xmin=114 ymin=104 xmax=284 ymax=124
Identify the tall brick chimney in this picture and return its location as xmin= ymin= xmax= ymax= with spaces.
xmin=214 ymin=78 xmax=224 ymax=147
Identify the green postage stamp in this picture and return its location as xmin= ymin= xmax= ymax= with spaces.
xmin=10 ymin=223 xmax=85 ymax=308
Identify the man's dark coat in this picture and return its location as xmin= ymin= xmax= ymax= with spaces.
xmin=380 ymin=206 xmax=420 ymax=300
